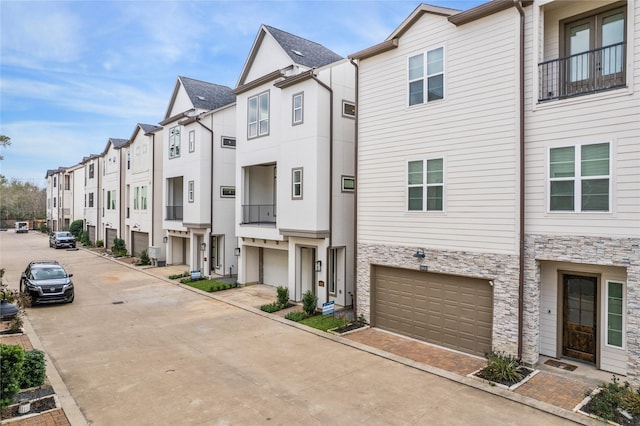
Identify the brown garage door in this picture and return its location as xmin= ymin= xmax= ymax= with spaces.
xmin=131 ymin=231 xmax=149 ymax=257
xmin=105 ymin=228 xmax=117 ymax=250
xmin=373 ymin=266 xmax=493 ymax=356
xmin=87 ymin=226 xmax=96 ymax=245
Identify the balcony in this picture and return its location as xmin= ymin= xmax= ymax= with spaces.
xmin=241 ymin=204 xmax=276 ymax=225
xmin=539 ymin=42 xmax=626 ymax=102
xmin=166 ymin=205 xmax=183 ymax=220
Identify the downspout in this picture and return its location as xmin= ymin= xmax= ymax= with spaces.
xmin=349 ymin=58 xmax=358 ymax=314
xmin=195 ymin=115 xmax=214 ymax=276
xmin=119 ymin=150 xmax=124 ymax=239
xmin=311 ymin=72 xmax=333 ymax=305
xmin=150 ymin=132 xmax=155 ymax=246
xmin=514 ymin=0 xmax=525 ymax=360
xmin=97 ymin=160 xmax=101 ymax=242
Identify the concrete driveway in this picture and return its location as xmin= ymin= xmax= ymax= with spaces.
xmin=1 ymin=231 xmax=575 ymax=425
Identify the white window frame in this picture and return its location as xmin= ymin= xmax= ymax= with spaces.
xmin=169 ymin=126 xmax=181 ymax=159
xmin=188 ymin=180 xmax=194 ymax=203
xmin=341 ymin=175 xmax=355 ymax=192
xmin=110 ymin=190 xmax=116 ymax=210
xmin=141 ymin=186 xmax=147 ymax=210
xmin=292 ymin=92 xmax=303 ymax=125
xmin=133 ymin=187 xmax=139 ymax=210
xmin=248 ymin=91 xmax=269 ymax=138
xmin=188 ymin=130 xmax=195 ymax=153
xmin=407 ymin=158 xmax=444 ymax=212
xmin=605 ymin=280 xmax=625 ymax=349
xmin=547 ymin=142 xmax=611 ymax=213
xmin=292 ymin=168 xmax=303 ymax=199
xmin=408 ymin=46 xmax=445 ymax=106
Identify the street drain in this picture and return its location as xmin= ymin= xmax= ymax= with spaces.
xmin=166 ymin=369 xmax=175 ymax=374
xmin=112 ymin=301 xmax=124 ymax=305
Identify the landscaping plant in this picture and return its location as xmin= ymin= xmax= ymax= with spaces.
xmin=69 ymin=220 xmax=84 ymax=239
xmin=583 ymin=376 xmax=640 ymax=424
xmin=112 ymin=238 xmax=128 ymax=257
xmin=477 ymin=351 xmax=525 ymax=385
xmin=137 ymin=250 xmax=151 ymax=266
xmin=284 ymin=311 xmax=307 ymax=322
xmin=0 ymin=344 xmax=25 ymax=408
xmin=260 ymin=303 xmax=280 ymax=313
xmin=19 ymin=349 xmax=46 ymax=389
xmin=302 ymin=290 xmax=317 ymax=316
xmin=276 ymin=286 xmax=289 ymax=308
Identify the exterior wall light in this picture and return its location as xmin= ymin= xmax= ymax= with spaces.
xmin=200 ymin=242 xmax=206 ymax=252
xmin=163 ymin=236 xmax=168 ymax=244
xmin=413 ymin=249 xmax=426 ymax=259
xmin=234 ymin=247 xmax=241 ymax=256
xmin=315 ymin=260 xmax=322 ymax=272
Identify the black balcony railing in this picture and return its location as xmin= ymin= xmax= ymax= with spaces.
xmin=166 ymin=205 xmax=183 ymax=220
xmin=539 ymin=42 xmax=626 ymax=102
xmin=242 ymin=204 xmax=276 ymax=225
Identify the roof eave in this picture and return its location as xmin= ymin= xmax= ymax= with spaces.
xmin=349 ymin=38 xmax=399 ymax=61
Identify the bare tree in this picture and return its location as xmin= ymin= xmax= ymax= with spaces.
xmin=0 ymin=135 xmax=10 ymax=160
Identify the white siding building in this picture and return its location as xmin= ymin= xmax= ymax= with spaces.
xmin=234 ymin=25 xmax=356 ymax=308
xmin=101 ymin=138 xmax=128 ymax=249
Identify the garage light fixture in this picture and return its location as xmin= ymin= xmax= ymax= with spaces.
xmin=315 ymin=260 xmax=322 ymax=272
xmin=234 ymin=247 xmax=241 ymax=256
xmin=413 ymin=249 xmax=426 ymax=259
xmin=163 ymin=236 xmax=168 ymax=244
xmin=200 ymin=242 xmax=206 ymax=252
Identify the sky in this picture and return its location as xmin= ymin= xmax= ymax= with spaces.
xmin=0 ymin=0 xmax=484 ymax=187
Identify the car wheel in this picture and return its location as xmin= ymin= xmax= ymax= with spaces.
xmin=67 ymin=295 xmax=74 ymax=303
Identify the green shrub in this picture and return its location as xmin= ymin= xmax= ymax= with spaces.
xmin=19 ymin=349 xmax=46 ymax=389
xmin=39 ymin=223 xmax=50 ymax=234
xmin=584 ymin=376 xmax=640 ymax=422
xmin=477 ymin=351 xmax=524 ymax=385
xmin=169 ymin=272 xmax=189 ymax=280
xmin=260 ymin=303 xmax=280 ymax=313
xmin=112 ymin=238 xmax=127 ymax=257
xmin=302 ymin=290 xmax=318 ymax=316
xmin=284 ymin=311 xmax=307 ymax=322
xmin=69 ymin=220 xmax=84 ymax=238
xmin=138 ymin=250 xmax=151 ymax=266
xmin=276 ymin=286 xmax=289 ymax=308
xmin=1 ymin=344 xmax=25 ymax=408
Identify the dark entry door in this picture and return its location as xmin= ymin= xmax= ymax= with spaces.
xmin=563 ymin=274 xmax=597 ymax=363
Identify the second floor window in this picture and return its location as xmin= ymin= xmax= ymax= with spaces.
xmin=408 ymin=158 xmax=444 ymax=211
xmin=292 ymin=168 xmax=303 ymax=199
xmin=107 ymin=190 xmax=116 ymax=210
xmin=169 ymin=126 xmax=181 ymax=158
xmin=64 ymin=175 xmax=70 ymax=190
xmin=549 ymin=142 xmax=610 ymax=212
xmin=88 ymin=163 xmax=94 ymax=179
xmin=188 ymin=181 xmax=194 ymax=203
xmin=88 ymin=192 xmax=94 ymax=208
xmin=189 ymin=130 xmax=195 ymax=153
xmin=292 ymin=93 xmax=303 ymax=125
xmin=133 ymin=187 xmax=140 ymax=210
xmin=408 ymin=47 xmax=444 ymax=106
xmin=141 ymin=186 xmax=147 ymax=210
xmin=248 ymin=91 xmax=269 ymax=138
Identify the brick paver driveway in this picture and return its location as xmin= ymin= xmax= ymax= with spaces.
xmin=1 ymin=231 xmax=574 ymax=425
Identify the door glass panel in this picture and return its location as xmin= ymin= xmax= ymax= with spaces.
xmin=569 ymin=23 xmax=590 ymax=82
xmin=602 ymin=12 xmax=624 ymax=75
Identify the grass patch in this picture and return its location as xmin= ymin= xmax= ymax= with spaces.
xmin=184 ymin=279 xmax=233 ymax=292
xmin=284 ymin=311 xmax=307 ymax=322
xmin=299 ymin=314 xmax=347 ymax=332
xmin=169 ymin=272 xmax=190 ymax=280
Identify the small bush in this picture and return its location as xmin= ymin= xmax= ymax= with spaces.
xmin=169 ymin=272 xmax=190 ymax=280
xmin=69 ymin=220 xmax=84 ymax=238
xmin=260 ymin=303 xmax=280 ymax=313
xmin=302 ymin=290 xmax=318 ymax=316
xmin=1 ymin=344 xmax=25 ymax=408
xmin=284 ymin=311 xmax=307 ymax=322
xmin=276 ymin=286 xmax=289 ymax=308
xmin=112 ymin=238 xmax=127 ymax=257
xmin=39 ymin=223 xmax=50 ymax=234
xmin=137 ymin=250 xmax=151 ymax=266
xmin=20 ymin=349 xmax=46 ymax=389
xmin=96 ymin=239 xmax=104 ymax=248
xmin=583 ymin=376 xmax=640 ymax=422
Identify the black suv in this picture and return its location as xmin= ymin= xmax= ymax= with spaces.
xmin=49 ymin=231 xmax=76 ymax=249
xmin=20 ymin=261 xmax=74 ymax=304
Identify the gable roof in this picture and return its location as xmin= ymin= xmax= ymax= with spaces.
xmin=237 ymin=25 xmax=343 ymax=87
xmin=139 ymin=123 xmax=162 ymax=134
xmin=101 ymin=137 xmax=129 ymax=155
xmin=162 ymin=76 xmax=235 ymax=122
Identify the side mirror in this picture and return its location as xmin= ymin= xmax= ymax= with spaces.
xmin=68 ymin=274 xmax=73 ymax=278
xmin=21 ymin=272 xmax=26 ymax=278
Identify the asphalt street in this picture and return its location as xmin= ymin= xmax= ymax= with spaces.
xmin=0 ymin=231 xmax=576 ymax=425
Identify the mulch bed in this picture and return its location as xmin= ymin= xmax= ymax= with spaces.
xmin=1 ymin=394 xmax=56 ymax=419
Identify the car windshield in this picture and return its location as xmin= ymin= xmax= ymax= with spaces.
xmin=58 ymin=232 xmax=72 ymax=238
xmin=32 ymin=267 xmax=67 ymax=280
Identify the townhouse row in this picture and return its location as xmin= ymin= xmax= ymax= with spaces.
xmin=46 ymin=0 xmax=640 ymax=383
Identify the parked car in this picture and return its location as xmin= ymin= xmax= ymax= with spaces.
xmin=20 ymin=260 xmax=74 ymax=304
xmin=15 ymin=221 xmax=29 ymax=233
xmin=49 ymin=231 xmax=76 ymax=249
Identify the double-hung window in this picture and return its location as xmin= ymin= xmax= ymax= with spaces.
xmin=188 ymin=181 xmax=194 ymax=203
xmin=606 ymin=281 xmax=624 ymax=348
xmin=408 ymin=159 xmax=444 ymax=211
xmin=408 ymin=47 xmax=444 ymax=106
xmin=292 ymin=168 xmax=303 ymax=199
xmin=549 ymin=142 xmax=610 ymax=212
xmin=133 ymin=187 xmax=139 ymax=210
xmin=293 ymin=93 xmax=303 ymax=125
xmin=169 ymin=126 xmax=181 ymax=158
xmin=141 ymin=186 xmax=147 ymax=210
xmin=248 ymin=91 xmax=269 ymax=138
xmin=189 ymin=130 xmax=195 ymax=153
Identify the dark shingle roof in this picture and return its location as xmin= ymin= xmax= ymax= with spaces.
xmin=264 ymin=25 xmax=343 ymax=68
xmin=109 ymin=138 xmax=129 ymax=149
xmin=139 ymin=123 xmax=162 ymax=134
xmin=179 ymin=76 xmax=235 ymax=111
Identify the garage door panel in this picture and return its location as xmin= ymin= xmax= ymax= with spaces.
xmin=373 ymin=266 xmax=493 ymax=356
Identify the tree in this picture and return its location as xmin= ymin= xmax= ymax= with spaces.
xmin=0 ymin=135 xmax=10 ymax=161
xmin=0 ymin=177 xmax=46 ymax=226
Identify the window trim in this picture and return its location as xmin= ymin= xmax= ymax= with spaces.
xmin=188 ymin=180 xmax=195 ymax=203
xmin=547 ymin=142 xmax=611 ymax=213
xmin=220 ymin=186 xmax=236 ymax=198
xmin=292 ymin=92 xmax=304 ymax=125
xmin=248 ymin=90 xmax=270 ymax=139
xmin=341 ymin=175 xmax=355 ymax=192
xmin=342 ymin=100 xmax=355 ymax=118
xmin=292 ymin=167 xmax=303 ymax=200
xmin=141 ymin=186 xmax=147 ymax=210
xmin=169 ymin=126 xmax=181 ymax=159
xmin=188 ymin=130 xmax=195 ymax=153
xmin=605 ymin=280 xmax=625 ymax=349
xmin=407 ymin=158 xmax=445 ymax=212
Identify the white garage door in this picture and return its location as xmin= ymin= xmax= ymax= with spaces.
xmin=263 ymin=249 xmax=288 ymax=287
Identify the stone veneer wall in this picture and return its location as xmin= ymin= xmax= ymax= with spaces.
xmin=357 ymin=243 xmax=520 ymax=355
xmin=523 ymin=234 xmax=640 ymax=382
